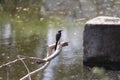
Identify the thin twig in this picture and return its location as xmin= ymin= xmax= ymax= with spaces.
xmin=0 ymin=56 xmax=46 ymax=69
xmin=20 ymin=62 xmax=50 ymax=80
xmin=17 ymin=56 xmax=31 ymax=80
xmin=0 ymin=58 xmax=24 ymax=68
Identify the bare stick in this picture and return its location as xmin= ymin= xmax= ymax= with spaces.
xmin=20 ymin=41 xmax=68 ymax=80
xmin=44 ymin=42 xmax=68 ymax=61
xmin=0 ymin=56 xmax=46 ymax=68
xmin=17 ymin=56 xmax=31 ymax=80
xmin=0 ymin=41 xmax=68 ymax=80
xmin=0 ymin=42 xmax=68 ymax=68
xmin=0 ymin=58 xmax=24 ymax=68
xmin=20 ymin=62 xmax=50 ymax=80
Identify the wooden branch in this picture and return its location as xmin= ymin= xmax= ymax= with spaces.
xmin=20 ymin=41 xmax=68 ymax=80
xmin=36 ymin=41 xmax=68 ymax=63
xmin=0 ymin=58 xmax=24 ymax=68
xmin=0 ymin=41 xmax=68 ymax=80
xmin=20 ymin=62 xmax=50 ymax=80
xmin=17 ymin=56 xmax=31 ymax=80
xmin=0 ymin=56 xmax=46 ymax=68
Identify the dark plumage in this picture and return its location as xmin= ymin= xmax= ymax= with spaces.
xmin=55 ymin=30 xmax=62 ymax=50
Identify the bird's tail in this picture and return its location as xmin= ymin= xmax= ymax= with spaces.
xmin=55 ymin=41 xmax=58 ymax=50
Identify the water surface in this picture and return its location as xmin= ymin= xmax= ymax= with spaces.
xmin=0 ymin=19 xmax=84 ymax=80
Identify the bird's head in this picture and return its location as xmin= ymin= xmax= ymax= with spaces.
xmin=58 ymin=30 xmax=62 ymax=33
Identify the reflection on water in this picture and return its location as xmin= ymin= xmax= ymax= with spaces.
xmin=40 ymin=23 xmax=83 ymax=80
xmin=0 ymin=18 xmax=119 ymax=80
xmin=1 ymin=0 xmax=120 ymax=80
xmin=1 ymin=23 xmax=11 ymax=45
xmin=0 ymin=20 xmax=83 ymax=80
xmin=42 ymin=26 xmax=58 ymax=80
xmin=0 ymin=22 xmax=46 ymax=79
xmin=0 ymin=23 xmax=16 ymax=47
xmin=3 ymin=23 xmax=11 ymax=39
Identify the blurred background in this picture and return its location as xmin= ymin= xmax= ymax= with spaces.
xmin=0 ymin=0 xmax=120 ymax=80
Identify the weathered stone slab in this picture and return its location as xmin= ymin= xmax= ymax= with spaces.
xmin=83 ymin=16 xmax=120 ymax=70
xmin=86 ymin=16 xmax=120 ymax=25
